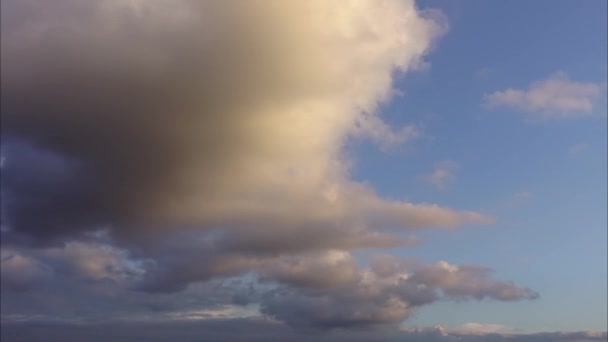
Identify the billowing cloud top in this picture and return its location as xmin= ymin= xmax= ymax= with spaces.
xmin=1 ymin=0 xmax=489 ymax=247
xmin=0 ymin=0 xmax=538 ymax=332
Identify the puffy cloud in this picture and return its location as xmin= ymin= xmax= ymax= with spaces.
xmin=259 ymin=256 xmax=536 ymax=329
xmin=0 ymin=0 xmax=470 ymax=249
xmin=0 ymin=0 xmax=493 ymax=293
xmin=0 ymin=244 xmax=261 ymax=322
xmin=259 ymin=250 xmax=358 ymax=289
xmin=483 ymin=72 xmax=605 ymax=120
xmin=0 ymin=0 xmax=490 ymax=264
xmin=0 ymin=246 xmax=537 ymax=330
xmin=0 ymin=0 xmax=536 ymax=332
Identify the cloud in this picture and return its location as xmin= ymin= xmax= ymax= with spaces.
xmin=509 ymin=191 xmax=533 ymax=207
xmin=259 ymin=250 xmax=358 ymax=289
xmin=514 ymin=191 xmax=532 ymax=201
xmin=0 ymin=0 xmax=494 ymax=292
xmin=456 ymin=322 xmax=511 ymax=335
xmin=1 ymin=320 xmax=606 ymax=342
xmin=1 ymin=249 xmax=52 ymax=292
xmin=483 ymin=72 xmax=605 ymax=120
xmin=0 ymin=0 xmax=535 ymax=332
xmin=568 ymin=143 xmax=588 ymax=155
xmin=41 ymin=241 xmax=142 ymax=283
xmin=420 ymin=161 xmax=459 ymax=190
xmin=351 ymin=114 xmax=422 ymax=150
xmin=405 ymin=260 xmax=539 ymax=301
xmin=401 ymin=325 xmax=607 ymax=342
xmin=0 ymin=245 xmax=537 ymax=330
xmin=475 ymin=67 xmax=493 ymax=80
xmin=1 ymin=241 xmax=145 ymax=295
xmin=259 ymin=256 xmax=536 ymax=329
xmin=0 ymin=0 xmax=484 ymax=251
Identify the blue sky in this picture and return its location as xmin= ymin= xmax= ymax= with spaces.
xmin=350 ymin=0 xmax=607 ymax=332
xmin=0 ymin=0 xmax=606 ymax=340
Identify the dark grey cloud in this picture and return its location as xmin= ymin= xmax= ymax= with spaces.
xmin=1 ymin=244 xmax=263 ymax=323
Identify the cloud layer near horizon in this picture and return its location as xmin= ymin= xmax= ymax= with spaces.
xmin=1 ymin=0 xmax=538 ymax=331
xmin=1 ymin=319 xmax=606 ymax=342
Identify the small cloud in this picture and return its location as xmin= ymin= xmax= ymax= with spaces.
xmin=514 ymin=191 xmax=532 ymax=201
xmin=568 ymin=143 xmax=587 ymax=155
xmin=420 ymin=161 xmax=458 ymax=191
xmin=483 ymin=72 xmax=605 ymax=120
xmin=508 ymin=191 xmax=533 ymax=207
xmin=475 ymin=67 xmax=492 ymax=80
xmin=457 ymin=322 xmax=511 ymax=335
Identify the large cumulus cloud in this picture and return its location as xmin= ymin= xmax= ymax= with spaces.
xmin=1 ymin=0 xmax=536 ymax=331
xmin=1 ymin=0 xmax=487 ymax=247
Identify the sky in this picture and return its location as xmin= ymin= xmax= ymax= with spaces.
xmin=0 ymin=1 xmax=606 ymax=341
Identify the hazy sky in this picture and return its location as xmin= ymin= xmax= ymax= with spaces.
xmin=1 ymin=1 xmax=606 ymax=341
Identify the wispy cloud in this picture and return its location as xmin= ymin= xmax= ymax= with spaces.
xmin=475 ymin=67 xmax=493 ymax=80
xmin=456 ymin=322 xmax=512 ymax=335
xmin=420 ymin=161 xmax=459 ymax=190
xmin=512 ymin=191 xmax=533 ymax=205
xmin=483 ymin=72 xmax=605 ymax=120
xmin=568 ymin=143 xmax=588 ymax=156
xmin=352 ymin=115 xmax=422 ymax=151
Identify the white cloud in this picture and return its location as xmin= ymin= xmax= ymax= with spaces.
xmin=0 ymin=0 xmax=491 ymax=254
xmin=483 ymin=72 xmax=605 ymax=120
xmin=352 ymin=114 xmax=422 ymax=150
xmin=457 ymin=322 xmax=511 ymax=335
xmin=165 ymin=305 xmax=260 ymax=320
